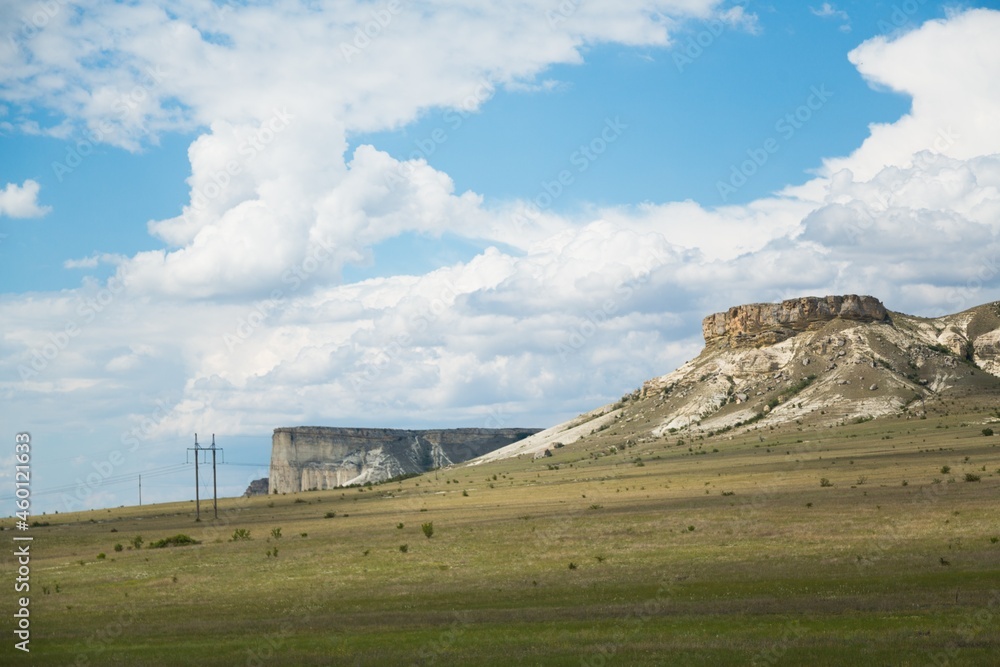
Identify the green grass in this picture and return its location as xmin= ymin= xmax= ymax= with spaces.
xmin=8 ymin=406 xmax=1000 ymax=665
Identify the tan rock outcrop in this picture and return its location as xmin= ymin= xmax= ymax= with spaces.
xmin=702 ymin=295 xmax=888 ymax=348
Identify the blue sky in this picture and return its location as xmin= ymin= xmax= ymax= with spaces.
xmin=2 ymin=1 xmax=1000 ymax=512
xmin=2 ymin=0 xmax=937 ymax=292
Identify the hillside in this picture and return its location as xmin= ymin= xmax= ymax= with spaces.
xmin=473 ymin=296 xmax=1000 ymax=463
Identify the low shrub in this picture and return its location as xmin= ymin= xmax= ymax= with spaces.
xmin=149 ymin=534 xmax=200 ymax=548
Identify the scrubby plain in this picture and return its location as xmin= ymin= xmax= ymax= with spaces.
xmin=10 ymin=399 xmax=1000 ymax=666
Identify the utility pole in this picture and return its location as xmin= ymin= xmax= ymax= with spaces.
xmin=211 ymin=434 xmax=219 ymax=520
xmin=139 ymin=474 xmax=142 ymax=507
xmin=188 ymin=433 xmax=201 ymax=522
xmin=187 ymin=433 xmax=223 ymax=521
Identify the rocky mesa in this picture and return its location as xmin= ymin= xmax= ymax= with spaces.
xmin=269 ymin=426 xmax=540 ymax=493
xmin=702 ymin=295 xmax=889 ymax=348
xmin=469 ymin=295 xmax=1000 ymax=463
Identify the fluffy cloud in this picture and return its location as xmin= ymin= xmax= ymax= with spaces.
xmin=0 ymin=179 xmax=50 ymax=218
xmin=0 ymin=0 xmax=744 ymax=298
xmin=820 ymin=8 xmax=1000 ymax=181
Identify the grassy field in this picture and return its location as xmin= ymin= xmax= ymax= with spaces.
xmin=6 ymin=405 xmax=1000 ymax=666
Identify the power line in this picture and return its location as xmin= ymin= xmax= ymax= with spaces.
xmin=1 ymin=463 xmax=190 ymax=500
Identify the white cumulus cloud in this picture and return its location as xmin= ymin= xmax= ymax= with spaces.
xmin=0 ymin=180 xmax=50 ymax=218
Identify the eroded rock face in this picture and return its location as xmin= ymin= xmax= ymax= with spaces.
xmin=702 ymin=295 xmax=888 ymax=348
xmin=269 ymin=426 xmax=540 ymax=493
xmin=973 ymin=329 xmax=1000 ymax=358
xmin=243 ymin=478 xmax=269 ymax=497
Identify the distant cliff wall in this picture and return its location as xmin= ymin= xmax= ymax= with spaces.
xmin=702 ymin=295 xmax=889 ymax=348
xmin=269 ymin=426 xmax=540 ymax=493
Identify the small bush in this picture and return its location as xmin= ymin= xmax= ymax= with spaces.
xmin=941 ymin=465 xmax=951 ymax=474
xmin=983 ymin=428 xmax=994 ymax=437
xmin=270 ymin=527 xmax=282 ymax=540
xmin=97 ymin=553 xmax=106 ymax=560
xmin=687 ymin=525 xmax=695 ymax=532
xmin=293 ymin=498 xmax=307 ymax=504
xmin=462 ymin=489 xmax=469 ymax=497
xmin=568 ymin=562 xmax=577 ymax=570
xmin=396 ymin=522 xmax=404 ymax=529
xmin=324 ymin=512 xmax=336 ymax=519
xmin=113 ymin=543 xmax=123 ymax=552
xmin=131 ymin=535 xmax=144 ymax=549
xmin=231 ymin=529 xmax=252 ymax=541
xmin=820 ymin=478 xmax=833 ymax=487
xmin=399 ymin=544 xmax=408 ymax=553
xmin=421 ymin=522 xmax=434 ymax=539
xmin=149 ymin=534 xmax=200 ymax=548
xmin=964 ymin=473 xmax=981 ymax=482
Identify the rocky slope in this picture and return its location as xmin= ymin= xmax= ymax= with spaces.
xmin=269 ymin=426 xmax=540 ymax=493
xmin=471 ymin=296 xmax=1000 ymax=462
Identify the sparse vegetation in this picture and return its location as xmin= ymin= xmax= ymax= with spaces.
xmin=19 ymin=380 xmax=1000 ymax=665
xmin=230 ymin=529 xmax=251 ymax=541
xmin=149 ymin=534 xmax=200 ymax=548
xmin=421 ymin=522 xmax=434 ymax=539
